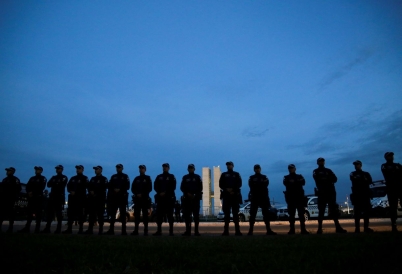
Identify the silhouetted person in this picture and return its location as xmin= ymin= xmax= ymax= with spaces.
xmin=42 ymin=165 xmax=67 ymax=234
xmin=220 ymin=161 xmax=242 ymax=236
xmin=106 ymin=164 xmax=130 ymax=235
xmin=247 ymin=164 xmax=277 ymax=236
xmin=153 ymin=163 xmax=176 ymax=236
xmin=313 ymin=158 xmax=346 ymax=234
xmin=283 ymin=164 xmax=309 ymax=235
xmin=180 ymin=164 xmax=202 ymax=236
xmin=350 ymin=160 xmax=373 ymax=233
xmin=381 ymin=152 xmax=402 ymax=232
xmin=18 ymin=166 xmax=47 ymax=233
xmin=63 ymin=165 xmax=88 ymax=234
xmin=0 ymin=167 xmax=21 ymax=233
xmin=85 ymin=166 xmax=108 ymax=235
xmin=42 ymin=189 xmax=49 ymax=221
xmin=131 ymin=165 xmax=152 ymax=236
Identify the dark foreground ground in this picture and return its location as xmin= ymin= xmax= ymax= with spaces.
xmin=1 ymin=231 xmax=402 ymax=274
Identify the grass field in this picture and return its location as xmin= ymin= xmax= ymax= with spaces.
xmin=1 ymin=232 xmax=401 ymax=274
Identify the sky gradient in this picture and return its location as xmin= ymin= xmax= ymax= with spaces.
xmin=1 ymin=0 xmax=401 ymax=206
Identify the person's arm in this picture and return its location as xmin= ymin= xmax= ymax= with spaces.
xmin=124 ymin=175 xmax=130 ymax=191
xmin=154 ymin=176 xmax=159 ymax=193
xmin=329 ymin=169 xmax=337 ymax=184
xmin=180 ymin=176 xmax=186 ymax=194
xmin=40 ymin=177 xmax=47 ymax=193
xmin=263 ymin=176 xmax=269 ymax=188
xmin=298 ymin=175 xmax=306 ymax=186
xmin=146 ymin=176 xmax=152 ymax=194
xmin=131 ymin=177 xmax=136 ymax=195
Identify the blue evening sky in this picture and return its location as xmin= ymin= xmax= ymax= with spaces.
xmin=1 ymin=0 xmax=401 ymax=205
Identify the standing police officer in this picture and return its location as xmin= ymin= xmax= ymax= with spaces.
xmin=381 ymin=152 xmax=402 ymax=232
xmin=180 ymin=164 xmax=203 ymax=236
xmin=219 ymin=161 xmax=242 ymax=236
xmin=0 ymin=167 xmax=21 ymax=233
xmin=18 ymin=166 xmax=47 ymax=233
xmin=153 ymin=163 xmax=176 ymax=236
xmin=63 ymin=165 xmax=89 ymax=234
xmin=42 ymin=165 xmax=67 ymax=234
xmin=350 ymin=160 xmax=374 ymax=233
xmin=313 ymin=158 xmax=346 ymax=234
xmin=85 ymin=166 xmax=108 ymax=235
xmin=283 ymin=164 xmax=309 ymax=235
xmin=248 ymin=164 xmax=277 ymax=236
xmin=106 ymin=164 xmax=130 ymax=235
xmin=131 ymin=165 xmax=152 ymax=236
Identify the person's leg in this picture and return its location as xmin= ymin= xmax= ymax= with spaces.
xmin=248 ymin=201 xmax=258 ymax=235
xmin=119 ymin=202 xmax=127 ymax=235
xmin=296 ymin=204 xmax=308 ymax=234
xmin=222 ymin=198 xmax=230 ymax=235
xmin=329 ymin=192 xmax=346 ymax=233
xmin=141 ymin=200 xmax=149 ymax=235
xmin=232 ymin=200 xmax=241 ymax=236
xmin=167 ymin=200 xmax=175 ymax=236
xmin=287 ymin=203 xmax=296 ymax=234
xmin=193 ymin=201 xmax=200 ymax=236
xmin=261 ymin=199 xmax=276 ymax=235
xmin=317 ymin=195 xmax=327 ymax=234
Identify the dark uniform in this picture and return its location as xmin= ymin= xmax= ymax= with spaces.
xmin=42 ymin=165 xmax=67 ymax=233
xmin=0 ymin=167 xmax=21 ymax=233
xmin=106 ymin=164 xmax=130 ymax=235
xmin=381 ymin=152 xmax=402 ymax=232
xmin=350 ymin=160 xmax=373 ymax=233
xmin=220 ymin=161 xmax=242 ymax=236
xmin=131 ymin=165 xmax=152 ymax=236
xmin=63 ymin=165 xmax=89 ymax=234
xmin=18 ymin=166 xmax=47 ymax=233
xmin=313 ymin=158 xmax=346 ymax=234
xmin=85 ymin=166 xmax=108 ymax=235
xmin=180 ymin=164 xmax=203 ymax=236
xmin=248 ymin=164 xmax=276 ymax=236
xmin=153 ymin=163 xmax=176 ymax=236
xmin=283 ymin=164 xmax=308 ymax=235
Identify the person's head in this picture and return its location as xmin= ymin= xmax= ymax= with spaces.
xmin=253 ymin=164 xmax=261 ymax=174
xmin=93 ymin=166 xmax=103 ymax=175
xmin=5 ymin=167 xmax=15 ymax=176
xmin=226 ymin=161 xmax=234 ymax=171
xmin=317 ymin=157 xmax=325 ymax=167
xmin=75 ymin=165 xmax=84 ymax=174
xmin=384 ymin=152 xmax=394 ymax=162
xmin=55 ymin=165 xmax=64 ymax=174
xmin=116 ymin=164 xmax=123 ymax=173
xmin=162 ymin=163 xmax=170 ymax=172
xmin=353 ymin=160 xmax=362 ymax=171
xmin=139 ymin=165 xmax=146 ymax=174
xmin=34 ymin=166 xmax=43 ymax=175
xmin=188 ymin=164 xmax=195 ymax=174
xmin=288 ymin=164 xmax=296 ymax=174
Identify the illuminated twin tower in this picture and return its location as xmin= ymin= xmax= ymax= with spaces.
xmin=201 ymin=166 xmax=222 ymax=216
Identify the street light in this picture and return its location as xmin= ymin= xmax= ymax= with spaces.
xmin=344 ymin=197 xmax=350 ymax=214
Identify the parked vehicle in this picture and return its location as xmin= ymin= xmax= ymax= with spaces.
xmin=116 ymin=202 xmax=156 ymax=223
xmin=277 ymin=195 xmax=340 ymax=221
xmin=369 ymin=180 xmax=402 ymax=217
xmin=217 ymin=202 xmax=278 ymax=222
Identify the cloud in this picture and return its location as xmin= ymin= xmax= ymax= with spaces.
xmin=288 ymin=109 xmax=402 ymax=167
xmin=332 ymin=110 xmax=402 ymax=166
xmin=242 ymin=126 xmax=270 ymax=138
xmin=318 ymin=48 xmax=376 ymax=91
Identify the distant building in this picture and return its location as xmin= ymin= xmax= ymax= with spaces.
xmin=201 ymin=166 xmax=222 ymax=216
